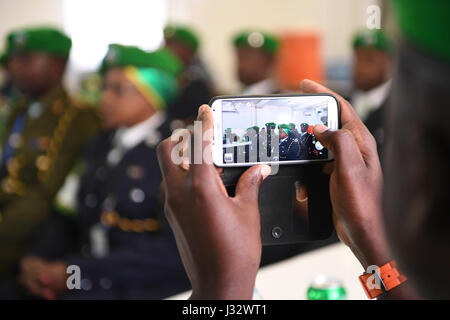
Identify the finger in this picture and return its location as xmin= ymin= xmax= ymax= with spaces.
xmin=191 ymin=104 xmax=214 ymax=171
xmin=313 ymin=125 xmax=365 ymax=168
xmin=157 ymin=137 xmax=187 ymax=187
xmin=42 ymin=288 xmax=56 ymax=300
xmin=234 ymin=165 xmax=271 ymax=204
xmin=190 ymin=105 xmax=225 ymax=193
xmin=300 ymin=79 xmax=359 ymax=126
xmin=300 ymin=79 xmax=378 ymax=161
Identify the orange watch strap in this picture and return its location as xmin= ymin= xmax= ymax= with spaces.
xmin=359 ymin=260 xmax=407 ymax=299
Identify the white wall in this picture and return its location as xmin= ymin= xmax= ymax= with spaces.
xmin=167 ymin=0 xmax=383 ymax=93
xmin=0 ymin=0 xmax=383 ymax=93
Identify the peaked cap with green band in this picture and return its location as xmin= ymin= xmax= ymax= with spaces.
xmin=164 ymin=25 xmax=200 ymax=51
xmin=123 ymin=66 xmax=178 ymax=110
xmin=0 ymin=26 xmax=71 ymax=64
xmin=100 ymin=44 xmax=182 ymax=76
xmin=233 ymin=30 xmax=279 ymax=55
xmin=392 ymin=0 xmax=450 ymax=62
xmin=352 ymin=29 xmax=391 ymax=53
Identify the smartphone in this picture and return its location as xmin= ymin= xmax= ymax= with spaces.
xmin=211 ymin=94 xmax=339 ymax=167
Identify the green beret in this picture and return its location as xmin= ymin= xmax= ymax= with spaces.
xmin=288 ymin=123 xmax=296 ymax=128
xmin=124 ymin=66 xmax=178 ymax=110
xmin=265 ymin=122 xmax=277 ymax=128
xmin=246 ymin=126 xmax=259 ymax=132
xmin=1 ymin=26 xmax=71 ymax=64
xmin=352 ymin=29 xmax=391 ymax=53
xmin=100 ymin=44 xmax=182 ymax=76
xmin=147 ymin=48 xmax=183 ymax=76
xmin=164 ymin=25 xmax=199 ymax=51
xmin=392 ymin=0 xmax=450 ymax=62
xmin=233 ymin=30 xmax=279 ymax=55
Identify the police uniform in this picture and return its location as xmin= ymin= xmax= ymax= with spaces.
xmin=264 ymin=122 xmax=278 ymax=159
xmin=350 ymin=29 xmax=392 ymax=161
xmin=22 ymin=44 xmax=190 ymax=299
xmin=163 ymin=25 xmax=213 ymax=129
xmin=0 ymin=27 xmax=100 ymax=277
xmin=278 ymin=125 xmax=300 ymax=161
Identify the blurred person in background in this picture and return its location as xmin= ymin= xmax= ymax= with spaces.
xmin=0 ymin=55 xmax=22 ymax=143
xmin=3 ymin=44 xmax=191 ymax=299
xmin=0 ymin=26 xmax=100 ymax=279
xmin=233 ymin=30 xmax=280 ymax=95
xmin=163 ymin=25 xmax=214 ymax=130
xmin=350 ymin=29 xmax=392 ymax=159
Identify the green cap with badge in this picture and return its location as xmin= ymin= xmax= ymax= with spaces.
xmin=265 ymin=122 xmax=277 ymax=129
xmin=352 ymin=29 xmax=391 ymax=53
xmin=100 ymin=44 xmax=182 ymax=76
xmin=233 ymin=30 xmax=279 ymax=56
xmin=392 ymin=0 xmax=450 ymax=62
xmin=0 ymin=26 xmax=72 ymax=64
xmin=164 ymin=25 xmax=200 ymax=51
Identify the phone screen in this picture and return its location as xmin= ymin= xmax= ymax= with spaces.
xmin=213 ymin=95 xmax=338 ymax=166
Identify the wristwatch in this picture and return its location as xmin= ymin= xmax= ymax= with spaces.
xmin=359 ymin=260 xmax=407 ymax=299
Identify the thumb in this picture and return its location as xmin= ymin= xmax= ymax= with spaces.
xmin=234 ymin=165 xmax=271 ymax=203
xmin=313 ymin=124 xmax=336 ymax=151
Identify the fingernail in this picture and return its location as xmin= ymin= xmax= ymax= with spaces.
xmin=181 ymin=157 xmax=190 ymax=171
xmin=314 ymin=124 xmax=328 ymax=134
xmin=260 ymin=165 xmax=271 ymax=178
xmin=198 ymin=105 xmax=207 ymax=118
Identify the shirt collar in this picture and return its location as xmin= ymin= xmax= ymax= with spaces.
xmin=242 ymin=78 xmax=277 ymax=95
xmin=113 ymin=111 xmax=165 ymax=150
xmin=351 ymin=80 xmax=391 ymax=121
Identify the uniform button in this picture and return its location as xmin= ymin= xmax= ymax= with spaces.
xmin=107 ymin=149 xmax=122 ymax=166
xmin=129 ymin=188 xmax=145 ymax=203
xmin=145 ymin=131 xmax=161 ymax=147
xmin=81 ymin=278 xmax=93 ymax=291
xmin=127 ymin=165 xmax=145 ymax=180
xmin=102 ymin=195 xmax=116 ymax=211
xmin=28 ymin=102 xmax=43 ymax=118
xmin=8 ymin=133 xmax=23 ymax=149
xmin=169 ymin=119 xmax=185 ymax=131
xmin=84 ymin=194 xmax=98 ymax=208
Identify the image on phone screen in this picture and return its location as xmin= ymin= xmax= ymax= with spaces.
xmin=212 ymin=95 xmax=338 ymax=166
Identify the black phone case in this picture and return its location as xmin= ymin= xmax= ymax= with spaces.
xmin=212 ymin=93 xmax=341 ymax=245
